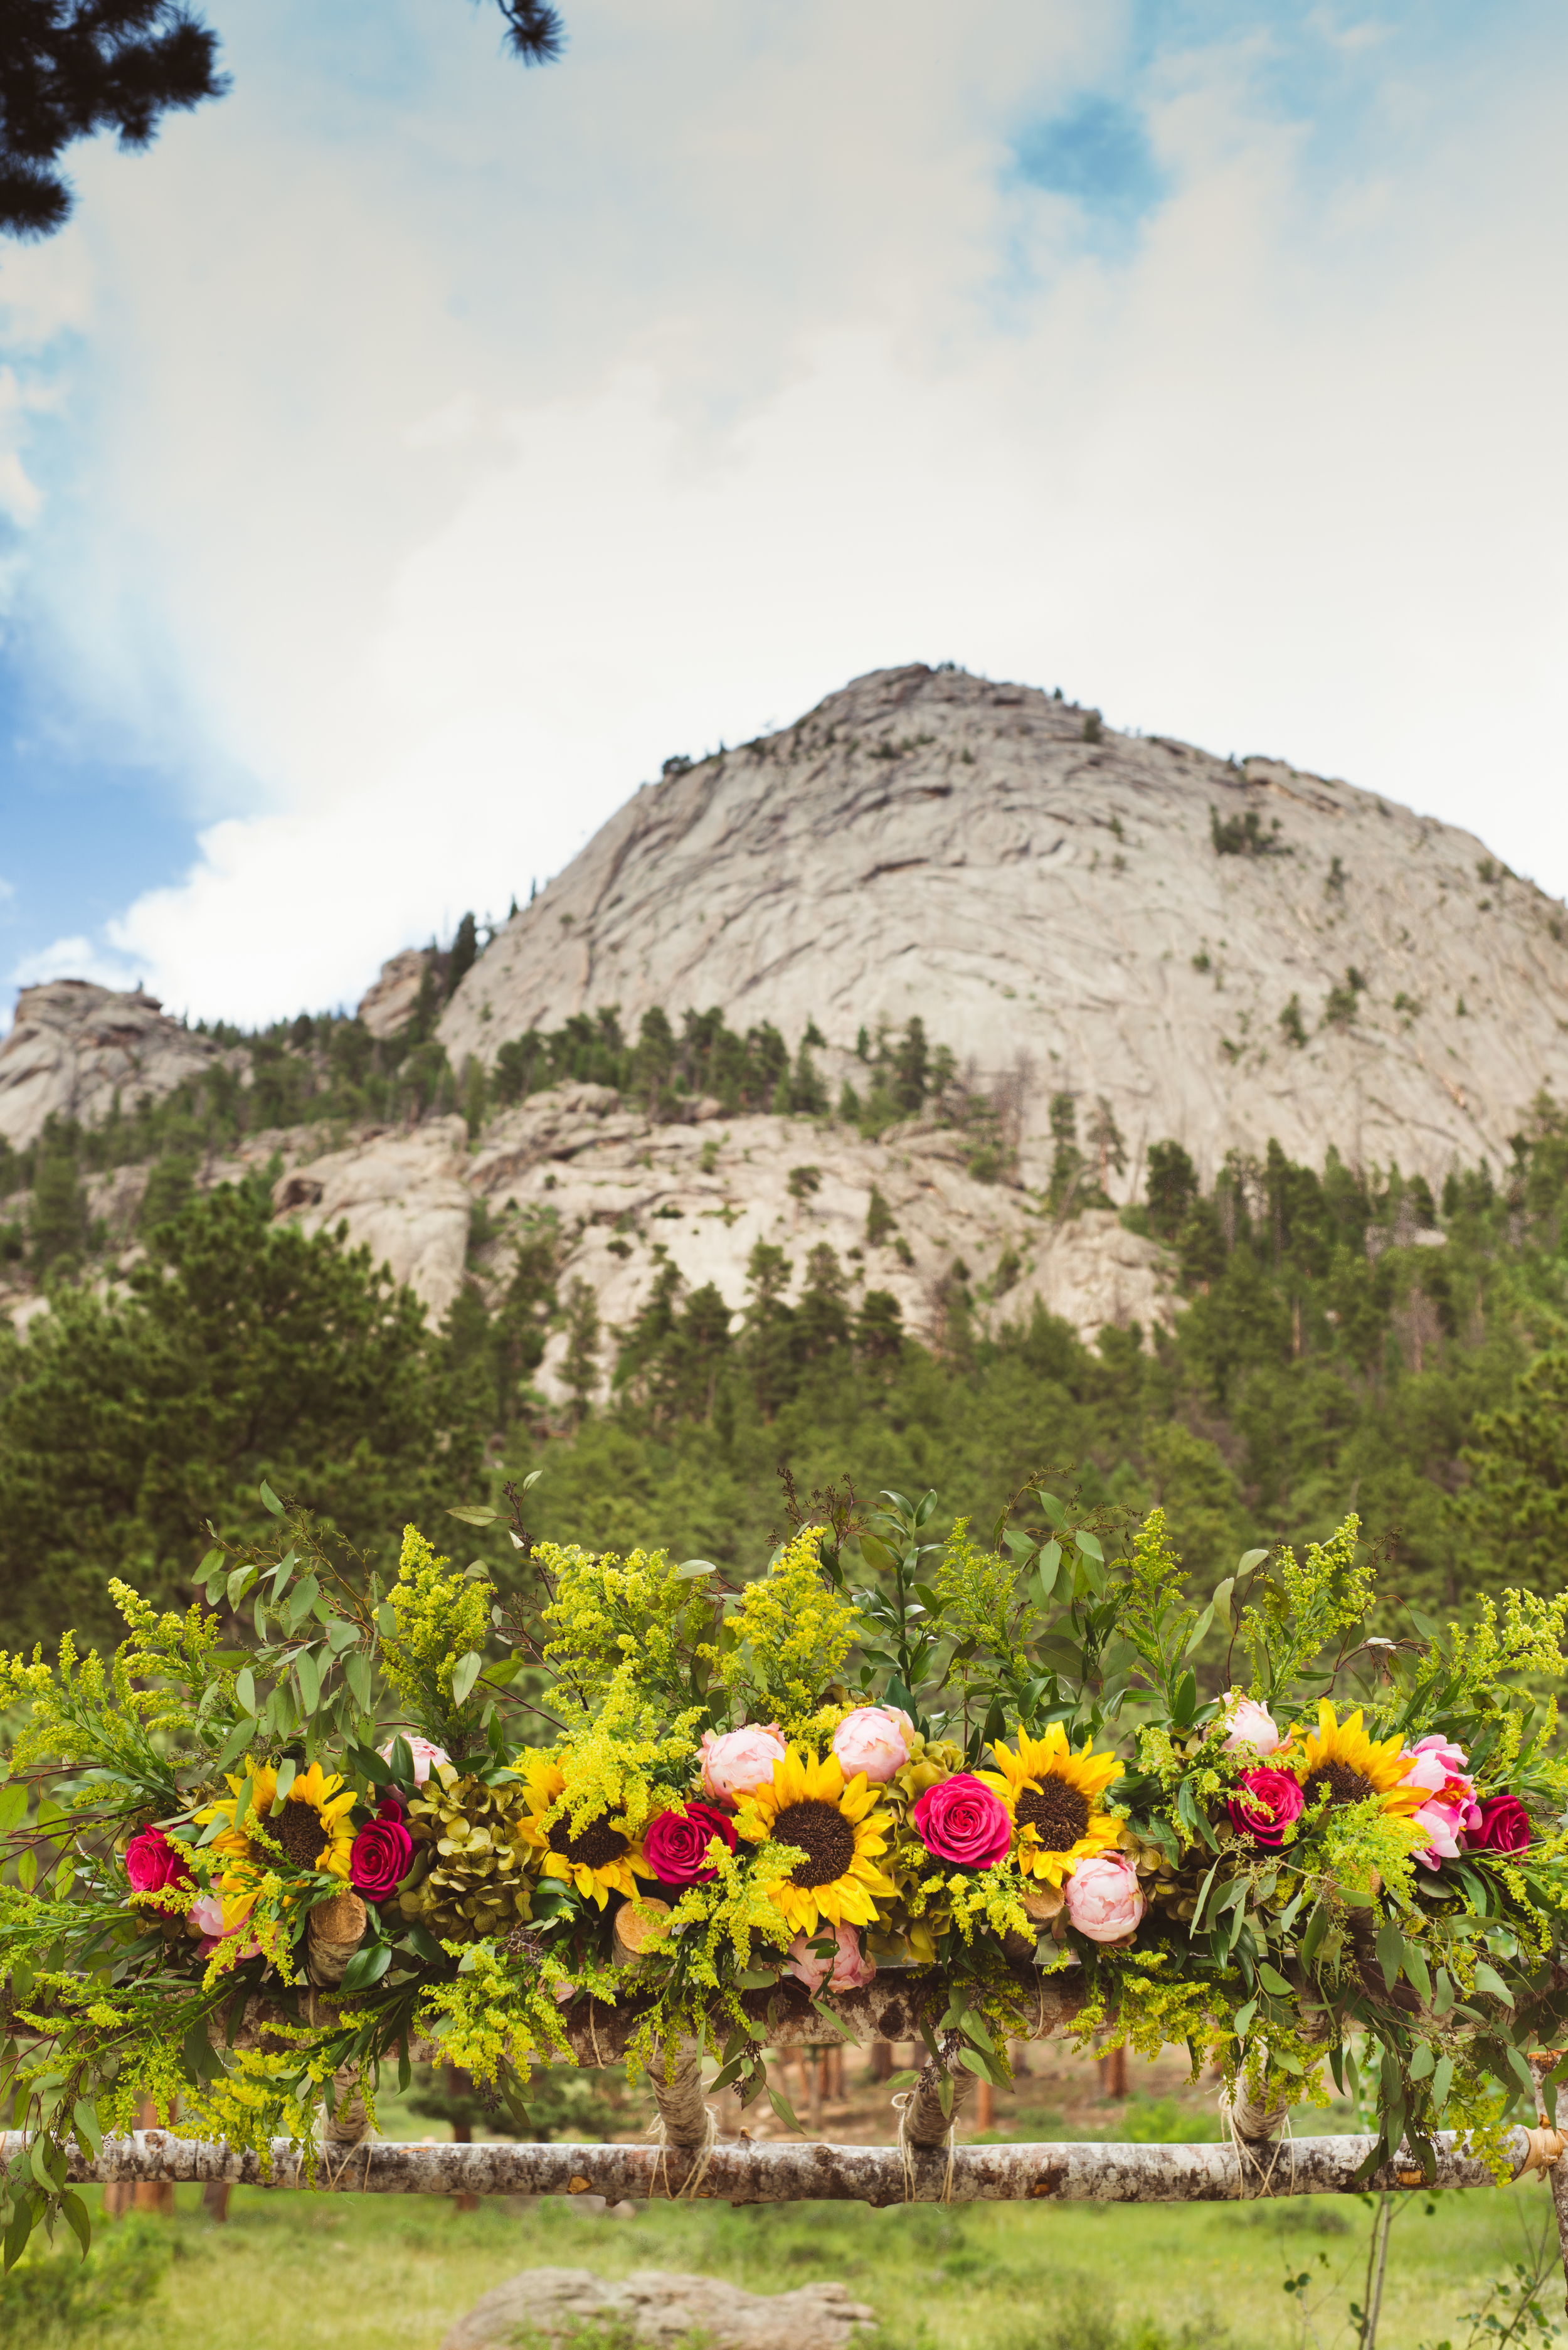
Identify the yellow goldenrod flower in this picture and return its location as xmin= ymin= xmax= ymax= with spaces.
xmin=735 ymin=1745 xmax=895 ymax=1937
xmin=515 ymin=1755 xmax=653 ymax=1909
xmin=1293 ymin=1703 xmax=1422 ymax=1816
xmin=977 ymin=1723 xmax=1122 ymax=1886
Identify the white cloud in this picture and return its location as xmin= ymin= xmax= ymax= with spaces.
xmin=5 ymin=0 xmax=1568 ymax=1023
xmin=11 ymin=934 xmax=139 ymax=992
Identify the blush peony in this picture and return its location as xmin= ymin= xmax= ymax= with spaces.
xmin=909 ymin=1773 xmax=1012 ymax=1868
xmin=831 ymin=1706 xmax=914 ymax=1785
xmin=786 ymin=1922 xmax=877 ymax=1994
xmin=125 ymin=1826 xmax=194 ymax=1900
xmin=643 ymin=1801 xmax=738 ymax=1887
xmin=700 ymin=1725 xmax=788 ymax=1807
xmin=1227 ymin=1768 xmax=1305 ymax=1849
xmin=188 ymin=1891 xmax=262 ymax=1962
xmin=377 ymin=1735 xmax=449 ymax=1787
xmin=1062 ymin=1853 xmax=1146 ymax=1944
xmin=1220 ymin=1693 xmax=1282 ymax=1757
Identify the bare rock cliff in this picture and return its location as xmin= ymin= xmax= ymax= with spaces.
xmin=0 ymin=981 xmax=222 ymax=1152
xmin=440 ymin=665 xmax=1568 ymax=1188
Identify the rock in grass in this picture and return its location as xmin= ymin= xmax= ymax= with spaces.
xmin=438 ymin=2265 xmax=877 ymax=2350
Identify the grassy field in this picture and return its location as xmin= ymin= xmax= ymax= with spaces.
xmin=1 ymin=2169 xmax=1560 ymax=2350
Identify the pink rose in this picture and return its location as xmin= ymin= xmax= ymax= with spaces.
xmin=350 ymin=1810 xmax=415 ymax=1900
xmin=1227 ymin=1768 xmax=1305 ymax=1849
xmin=644 ymin=1801 xmax=738 ymax=1887
xmin=832 ymin=1706 xmax=913 ymax=1785
xmin=125 ymin=1826 xmax=194 ymax=1899
xmin=700 ymin=1725 xmax=788 ymax=1807
xmin=1400 ymin=1736 xmax=1481 ymax=1869
xmin=378 ymin=1735 xmax=449 ymax=1787
xmin=1221 ymin=1694 xmax=1281 ymax=1757
xmin=786 ymin=1922 xmax=876 ymax=1994
xmin=1063 ymin=1853 xmax=1146 ymax=1944
xmin=188 ymin=1892 xmax=261 ymax=1962
xmin=910 ymin=1773 xmax=1012 ymax=1868
xmin=1471 ymin=1792 xmax=1531 ymax=1857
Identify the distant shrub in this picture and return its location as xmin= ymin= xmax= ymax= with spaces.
xmin=1209 ymin=807 xmax=1290 ymax=857
xmin=1081 ymin=710 xmax=1103 ymax=743
xmin=0 ymin=2213 xmax=170 ymax=2341
xmin=1278 ymin=996 xmax=1307 ymax=1049
xmin=865 ymin=1186 xmax=896 ymax=1246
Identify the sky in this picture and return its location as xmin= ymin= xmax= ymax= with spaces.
xmin=1 ymin=0 xmax=1565 ymax=1027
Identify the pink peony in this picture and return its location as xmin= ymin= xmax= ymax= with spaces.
xmin=378 ymin=1735 xmax=449 ymax=1787
xmin=700 ymin=1725 xmax=788 ymax=1808
xmin=1063 ymin=1853 xmax=1146 ymax=1944
xmin=1471 ymin=1792 xmax=1532 ymax=1857
xmin=350 ymin=1809 xmax=415 ymax=1900
xmin=910 ymin=1773 xmax=1012 ymax=1868
xmin=1399 ymin=1735 xmax=1481 ymax=1869
xmin=832 ymin=1706 xmax=914 ymax=1785
xmin=125 ymin=1826 xmax=194 ymax=1900
xmin=644 ymin=1801 xmax=738 ymax=1886
xmin=188 ymin=1891 xmax=262 ymax=1962
xmin=1227 ymin=1768 xmax=1306 ymax=1849
xmin=786 ymin=1922 xmax=876 ymax=1994
xmin=1221 ymin=1694 xmax=1281 ymax=1757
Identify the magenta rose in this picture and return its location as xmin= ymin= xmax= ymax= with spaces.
xmin=349 ymin=1807 xmax=415 ymax=1900
xmin=1471 ymin=1792 xmax=1532 ymax=1857
xmin=644 ymin=1801 xmax=738 ymax=1887
xmin=910 ymin=1773 xmax=1012 ymax=1868
xmin=1227 ymin=1768 xmax=1306 ymax=1849
xmin=125 ymin=1825 xmax=194 ymax=1900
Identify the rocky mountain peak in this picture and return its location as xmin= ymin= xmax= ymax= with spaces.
xmin=438 ymin=663 xmax=1568 ymax=1189
xmin=0 ymin=979 xmax=222 ymax=1151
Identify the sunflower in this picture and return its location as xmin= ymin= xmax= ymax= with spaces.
xmin=1293 ymin=1703 xmax=1423 ymax=1818
xmin=194 ymin=1759 xmax=356 ymax=1885
xmin=515 ymin=1757 xmax=653 ymax=1908
xmin=977 ymin=1724 xmax=1123 ymax=1887
xmin=734 ymin=1746 xmax=896 ymax=1937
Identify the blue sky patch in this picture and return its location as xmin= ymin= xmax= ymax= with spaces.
xmin=1013 ymin=96 xmax=1168 ymax=227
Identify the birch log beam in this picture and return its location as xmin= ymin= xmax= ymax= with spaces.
xmin=16 ymin=2128 xmax=1558 ymax=2205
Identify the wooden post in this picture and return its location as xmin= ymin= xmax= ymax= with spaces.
xmin=974 ymin=2079 xmax=995 ymax=2130
xmin=1528 ymin=2055 xmax=1568 ymax=2314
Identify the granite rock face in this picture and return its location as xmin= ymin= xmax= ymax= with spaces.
xmin=269 ymin=1117 xmax=472 ymax=1317
xmin=0 ymin=982 xmax=223 ymax=1152
xmin=440 ymin=665 xmax=1568 ymax=1191
xmin=357 ymin=949 xmax=433 ymax=1040
xmin=438 ymin=2265 xmax=875 ymax=2350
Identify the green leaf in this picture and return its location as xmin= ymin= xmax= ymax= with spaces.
xmin=956 ymin=2048 xmax=994 ymax=2080
xmin=447 ymin=1506 xmax=499 ymax=1526
xmin=338 ymin=1940 xmax=393 ymax=1994
xmin=938 ymin=2074 xmax=955 ymax=2118
xmin=1474 ymin=1962 xmax=1514 ymax=2007
xmin=1183 ymin=1603 xmax=1216 ymax=1659
xmin=1236 ymin=1548 xmax=1269 ymax=1575
xmin=401 ymin=1923 xmax=445 ymax=1965
xmin=376 ymin=1603 xmax=397 ymax=1637
xmin=450 ymin=1652 xmax=484 ymax=1707
xmin=1171 ymin=1670 xmax=1197 ymax=1727
xmin=258 ymin=1479 xmax=285 ymax=1516
xmin=294 ymin=1650 xmax=320 ymax=1715
xmin=675 ymin=1560 xmax=717 ymax=1581
xmin=1210 ymin=1576 xmax=1236 ymax=1630
xmin=213 ymin=1716 xmax=255 ymax=1773
xmin=766 ymin=2085 xmax=804 ymax=2135
xmin=859 ymin=1534 xmax=895 ymax=1575
xmin=1408 ymin=2043 xmax=1434 ymax=2080
xmin=959 ymin=2011 xmax=995 ymax=2053
xmin=60 ymin=2191 xmax=90 ymax=2259
xmin=226 ymin=1563 xmax=256 ymax=1608
xmin=1375 ymin=1920 xmax=1404 ymax=1993
xmin=1189 ymin=1859 xmax=1222 ymax=1936
xmin=709 ymin=2054 xmax=751 ymax=2095
xmin=235 ymin=1667 xmax=255 ymax=1716
xmin=736 ymin=1969 xmax=777 ymax=1990
xmin=1300 ymin=1903 xmax=1330 ymax=1967
xmin=346 ymin=1654 xmax=373 ymax=1713
xmin=1034 ymin=1490 xmax=1069 ymax=1533
xmin=1431 ymin=2055 xmax=1453 ymax=2113
xmin=1231 ymin=1999 xmax=1258 ymax=2039
xmin=1402 ymin=1940 xmax=1431 ymax=2003
xmin=0 ymin=1785 xmax=27 ymax=1837
xmin=1074 ymin=1529 xmax=1104 ymax=1563
xmin=1035 ymin=1637 xmax=1084 ymax=1678
xmin=273 ymin=1757 xmax=297 ymax=1807
xmin=1036 ymin=1539 xmax=1062 ymax=1602
xmin=72 ymin=2100 xmax=102 ymax=2158
xmin=1257 ymin=1964 xmax=1291 ymax=1998
xmin=1002 ymin=1526 xmax=1036 ymax=1558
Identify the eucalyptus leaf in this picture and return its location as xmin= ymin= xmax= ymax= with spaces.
xmin=450 ymin=1651 xmax=484 ymax=1707
xmin=258 ymin=1479 xmax=285 ymax=1516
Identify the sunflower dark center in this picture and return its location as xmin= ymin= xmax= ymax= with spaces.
xmin=270 ymin=1798 xmax=327 ymax=1870
xmin=773 ymin=1799 xmax=856 ymax=1890
xmin=1305 ymin=1762 xmax=1375 ymax=1810
xmin=1016 ymin=1778 xmax=1091 ymax=1851
xmin=548 ymin=1814 xmax=629 ymax=1870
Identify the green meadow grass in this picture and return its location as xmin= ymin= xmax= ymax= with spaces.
xmin=6 ymin=2172 xmax=1560 ymax=2350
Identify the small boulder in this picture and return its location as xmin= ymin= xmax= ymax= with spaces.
xmin=438 ymin=2265 xmax=876 ymax=2350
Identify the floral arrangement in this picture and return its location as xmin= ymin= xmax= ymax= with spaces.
xmin=3 ymin=1468 xmax=1568 ymax=2267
